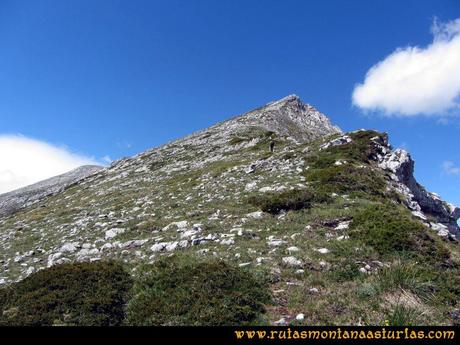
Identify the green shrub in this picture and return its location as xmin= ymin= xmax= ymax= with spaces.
xmin=0 ymin=261 xmax=132 ymax=326
xmin=248 ymin=189 xmax=331 ymax=214
xmin=327 ymin=260 xmax=361 ymax=282
xmin=356 ymin=283 xmax=378 ymax=299
xmin=125 ymin=256 xmax=271 ymax=325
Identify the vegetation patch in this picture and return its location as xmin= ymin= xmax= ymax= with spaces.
xmin=0 ymin=261 xmax=133 ymax=326
xmin=385 ymin=304 xmax=420 ymax=326
xmin=375 ymin=262 xmax=434 ymax=299
xmin=349 ymin=203 xmax=450 ymax=262
xmin=303 ymin=130 xmax=395 ymax=199
xmin=305 ymin=164 xmax=387 ymax=198
xmin=248 ymin=189 xmax=331 ymax=214
xmin=125 ymin=256 xmax=271 ymax=325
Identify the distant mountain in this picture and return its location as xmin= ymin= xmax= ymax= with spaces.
xmin=0 ymin=95 xmax=458 ymax=326
xmin=0 ymin=165 xmax=103 ymax=217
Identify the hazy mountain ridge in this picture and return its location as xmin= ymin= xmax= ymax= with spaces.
xmin=0 ymin=165 xmax=103 ymax=217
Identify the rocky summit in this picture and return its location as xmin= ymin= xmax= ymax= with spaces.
xmin=0 ymin=95 xmax=459 ymax=326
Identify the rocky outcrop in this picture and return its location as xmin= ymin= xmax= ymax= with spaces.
xmin=378 ymin=148 xmax=460 ymax=237
xmin=0 ymin=165 xmax=103 ymax=217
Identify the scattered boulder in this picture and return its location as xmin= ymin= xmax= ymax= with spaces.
xmin=282 ymin=256 xmax=302 ymax=268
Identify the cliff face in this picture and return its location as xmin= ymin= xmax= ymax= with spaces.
xmin=0 ymin=96 xmax=458 ymax=325
xmin=377 ymin=144 xmax=460 ymax=237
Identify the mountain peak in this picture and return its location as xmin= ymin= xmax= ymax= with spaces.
xmin=239 ymin=95 xmax=342 ymax=143
xmin=264 ymin=94 xmax=300 ymax=107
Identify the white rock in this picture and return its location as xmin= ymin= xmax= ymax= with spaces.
xmin=267 ymin=239 xmax=286 ymax=247
xmin=296 ymin=313 xmax=305 ymax=321
xmin=244 ymin=165 xmax=255 ymax=174
xmin=287 ymin=246 xmax=299 ymax=254
xmin=220 ymin=238 xmax=235 ymax=245
xmin=150 ymin=242 xmax=167 ymax=252
xmin=282 ymin=256 xmax=302 ymax=268
xmin=412 ymin=211 xmax=427 ymax=221
xmin=335 ymin=221 xmax=351 ymax=230
xmin=77 ymin=248 xmax=99 ymax=257
xmin=47 ymin=252 xmax=62 ymax=266
xmin=165 ymin=242 xmax=178 ymax=251
xmin=320 ymin=135 xmax=352 ymax=150
xmin=178 ymin=240 xmax=189 ymax=248
xmin=359 ymin=267 xmax=367 ymax=274
xmin=245 ymin=182 xmax=257 ymax=191
xmin=60 ymin=243 xmax=77 ymax=253
xmin=162 ymin=220 xmax=189 ymax=231
xmin=101 ymin=243 xmax=113 ymax=251
xmin=181 ymin=228 xmax=201 ymax=238
xmin=274 ymin=318 xmax=287 ymax=326
xmin=24 ymin=266 xmax=35 ymax=276
xmin=105 ymin=228 xmax=125 ymax=240
xmin=259 ymin=186 xmax=275 ymax=193
xmin=247 ymin=211 xmax=264 ymax=219
xmin=316 ymin=248 xmax=330 ymax=254
xmin=430 ymin=223 xmax=450 ymax=237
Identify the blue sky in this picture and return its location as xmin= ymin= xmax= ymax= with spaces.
xmin=0 ymin=0 xmax=459 ymax=206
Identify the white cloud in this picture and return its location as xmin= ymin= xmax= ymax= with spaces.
xmin=442 ymin=161 xmax=460 ymax=176
xmin=0 ymin=134 xmax=99 ymax=194
xmin=352 ymin=18 xmax=460 ymax=116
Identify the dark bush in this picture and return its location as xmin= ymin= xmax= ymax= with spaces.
xmin=248 ymin=189 xmax=331 ymax=214
xmin=0 ymin=261 xmax=133 ymax=326
xmin=125 ymin=256 xmax=271 ymax=325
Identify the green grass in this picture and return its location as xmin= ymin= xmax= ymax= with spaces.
xmin=375 ymin=262 xmax=434 ymax=299
xmin=385 ymin=304 xmax=420 ymax=326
